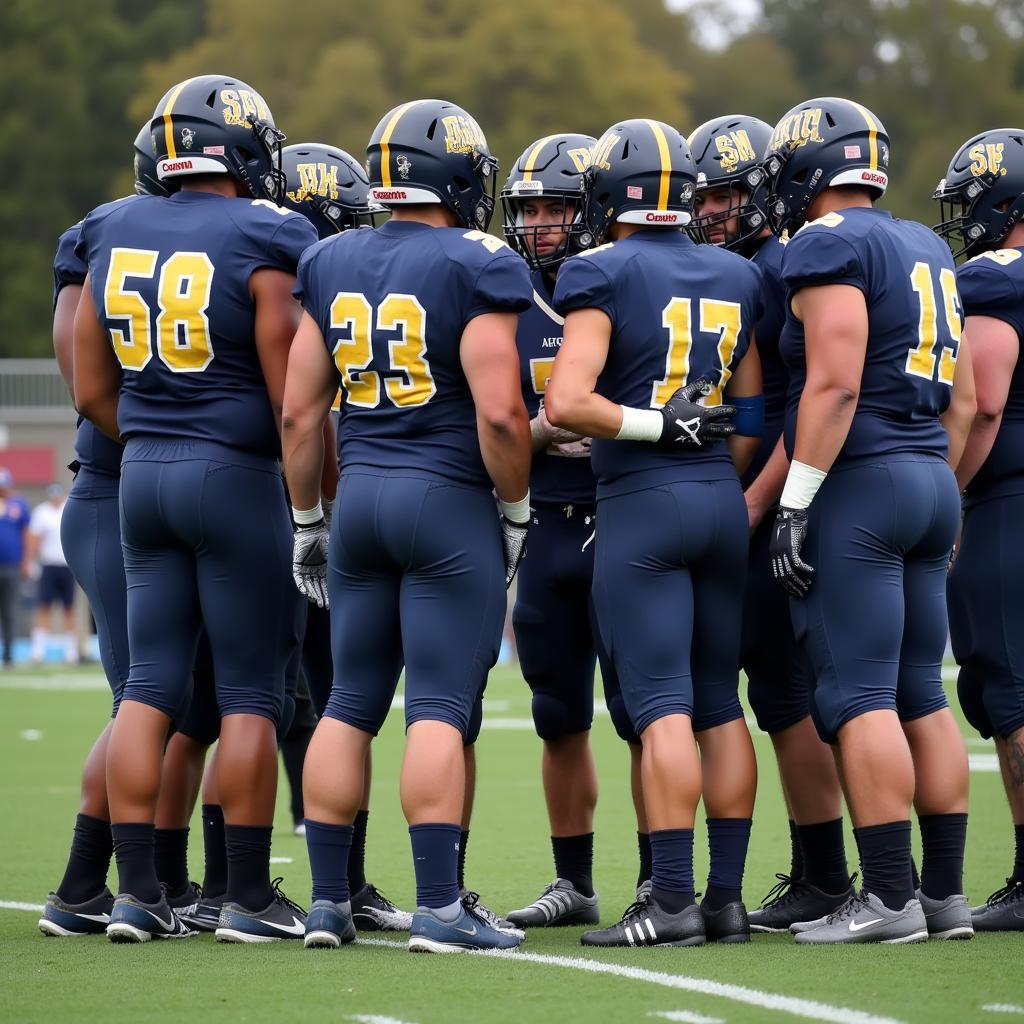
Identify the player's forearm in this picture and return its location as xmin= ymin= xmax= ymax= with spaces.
xmin=727 ymin=435 xmax=759 ymax=476
xmin=952 ymin=413 xmax=1001 ymax=490
xmin=477 ymin=409 xmax=531 ymax=503
xmin=76 ymin=391 xmax=121 ymax=443
xmin=791 ymin=383 xmax=858 ymax=475
xmin=745 ymin=436 xmax=789 ymax=516
xmin=544 ymin=386 xmax=626 ymax=440
xmin=282 ymin=414 xmax=326 ymax=514
xmin=319 ymin=417 xmax=339 ymax=502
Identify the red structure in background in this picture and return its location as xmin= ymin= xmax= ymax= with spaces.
xmin=0 ymin=446 xmax=56 ymax=485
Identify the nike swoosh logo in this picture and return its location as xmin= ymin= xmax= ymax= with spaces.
xmin=259 ymin=915 xmax=305 ymax=936
xmin=454 ymin=924 xmax=478 ymax=936
xmin=78 ymin=912 xmax=111 ymax=923
xmin=848 ymin=917 xmax=884 ymax=932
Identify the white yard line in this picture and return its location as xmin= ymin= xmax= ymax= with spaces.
xmin=350 ymin=1016 xmax=419 ymax=1024
xmin=982 ymin=1007 xmax=1024 ymax=1016
xmin=969 ymin=753 xmax=1000 ymax=773
xmin=651 ymin=1010 xmax=725 ymax=1023
xmin=1 ymin=901 xmax=44 ymax=912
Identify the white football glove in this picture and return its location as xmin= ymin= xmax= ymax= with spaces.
xmin=292 ymin=520 xmax=330 ymax=609
xmin=531 ymin=406 xmax=584 ymax=448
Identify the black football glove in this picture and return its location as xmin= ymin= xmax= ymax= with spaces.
xmin=658 ymin=378 xmax=736 ymax=449
xmin=769 ymin=506 xmax=815 ymax=598
xmin=292 ymin=519 xmax=330 ymax=609
xmin=501 ymin=515 xmax=529 ymax=589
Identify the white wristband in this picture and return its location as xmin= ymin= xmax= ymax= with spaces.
xmin=499 ymin=492 xmax=531 ymax=524
xmin=292 ymin=502 xmax=324 ymax=526
xmin=616 ymin=406 xmax=663 ymax=443
xmin=780 ymin=460 xmax=827 ymax=510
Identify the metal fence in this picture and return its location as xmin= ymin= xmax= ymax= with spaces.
xmin=0 ymin=359 xmax=75 ymax=422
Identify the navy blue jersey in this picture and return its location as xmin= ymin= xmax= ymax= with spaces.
xmin=956 ymin=247 xmax=1024 ymax=501
xmin=780 ymin=208 xmax=962 ymax=465
xmin=553 ymin=229 xmax=762 ymax=497
xmin=54 ymin=216 xmax=128 ymax=481
xmin=78 ymin=191 xmax=316 ymax=458
xmin=295 ymin=220 xmax=532 ymax=488
xmin=742 ymin=234 xmax=788 ymax=487
xmin=517 ymin=271 xmax=596 ymax=504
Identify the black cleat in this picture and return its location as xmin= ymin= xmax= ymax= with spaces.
xmin=580 ymin=891 xmax=704 ymax=948
xmin=700 ymin=899 xmax=750 ymax=943
xmin=216 ymin=879 xmax=307 ymax=943
xmin=971 ymin=879 xmax=1024 ymax=932
xmin=165 ymin=880 xmax=205 ymax=931
xmin=351 ymin=883 xmax=413 ymax=932
xmin=747 ymin=873 xmax=854 ymax=934
xmin=39 ymin=888 xmax=114 ymax=937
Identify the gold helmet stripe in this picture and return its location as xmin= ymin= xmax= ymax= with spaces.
xmin=161 ymin=77 xmax=199 ymax=161
xmin=644 ymin=119 xmax=672 ymax=210
xmin=849 ymin=101 xmax=879 ymax=170
xmin=522 ymin=135 xmax=561 ymax=182
xmin=380 ymin=101 xmax=422 ymax=188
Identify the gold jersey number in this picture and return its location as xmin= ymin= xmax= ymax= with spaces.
xmin=905 ymin=262 xmax=960 ymax=386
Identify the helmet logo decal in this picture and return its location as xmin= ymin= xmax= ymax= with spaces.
xmin=715 ymin=130 xmax=756 ymax=172
xmin=590 ymin=133 xmax=621 ymax=172
xmin=221 ymin=88 xmax=271 ymax=128
xmin=396 ymin=154 xmax=412 ymax=180
xmin=566 ymin=148 xmax=592 ymax=174
xmin=769 ymin=108 xmax=824 ymax=153
xmin=180 ymin=128 xmax=195 ymax=150
xmin=289 ymin=162 xmax=340 ymax=203
xmin=844 ymin=145 xmax=862 ymax=159
xmin=969 ymin=141 xmax=1007 ymax=178
xmin=627 ymin=185 xmax=643 ymax=199
xmin=442 ymin=115 xmax=487 ymax=155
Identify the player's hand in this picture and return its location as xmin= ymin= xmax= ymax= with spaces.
xmin=292 ymin=519 xmax=330 ymax=609
xmin=531 ymin=406 xmax=584 ymax=449
xmin=501 ymin=515 xmax=529 ymax=588
xmin=550 ymin=436 xmax=592 ymax=458
xmin=769 ymin=506 xmax=815 ymax=598
xmin=658 ymin=378 xmax=736 ymax=449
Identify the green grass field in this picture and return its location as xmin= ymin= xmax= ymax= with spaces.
xmin=2 ymin=662 xmax=1022 ymax=1024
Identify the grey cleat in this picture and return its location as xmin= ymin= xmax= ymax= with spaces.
xmin=506 ymin=879 xmax=600 ymax=928
xmin=917 ymin=889 xmax=973 ymax=940
xmin=793 ymin=891 xmax=928 ymax=945
xmin=970 ymin=879 xmax=1024 ymax=932
xmin=460 ymin=888 xmax=525 ymax=940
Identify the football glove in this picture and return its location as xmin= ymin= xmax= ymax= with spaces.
xmin=292 ymin=519 xmax=330 ymax=609
xmin=658 ymin=378 xmax=736 ymax=449
xmin=501 ymin=515 xmax=529 ymax=589
xmin=769 ymin=506 xmax=815 ymax=598
xmin=531 ymin=406 xmax=584 ymax=448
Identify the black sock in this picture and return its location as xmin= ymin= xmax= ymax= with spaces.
xmin=111 ymin=822 xmax=160 ymax=904
xmin=201 ymin=804 xmax=227 ymax=899
xmin=704 ymin=818 xmax=751 ymax=910
xmin=306 ymin=820 xmax=353 ymax=904
xmin=788 ymin=819 xmax=805 ymax=882
xmin=797 ymin=818 xmax=850 ymax=893
xmin=348 ymin=810 xmax=368 ymax=894
xmin=1013 ymin=824 xmax=1024 ymax=882
xmin=650 ymin=828 xmax=695 ymax=912
xmin=410 ymin=823 xmax=461 ymax=908
xmin=457 ymin=829 xmax=469 ymax=891
xmin=551 ymin=834 xmax=594 ymax=897
xmin=280 ymin=727 xmax=313 ymax=825
xmin=919 ymin=813 xmax=968 ymax=900
xmin=911 ymin=856 xmax=921 ymax=891
xmin=225 ymin=824 xmax=273 ymax=912
xmin=637 ymin=832 xmax=652 ymax=888
xmin=56 ymin=813 xmax=113 ymax=903
xmin=154 ymin=827 xmax=189 ymax=894
xmin=855 ymin=820 xmax=914 ymax=911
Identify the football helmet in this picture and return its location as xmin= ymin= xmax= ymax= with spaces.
xmin=149 ymin=74 xmax=286 ymax=202
xmin=366 ymin=99 xmax=498 ymax=229
xmin=583 ymin=119 xmax=696 ymax=246
xmin=933 ymin=128 xmax=1024 ymax=259
xmin=500 ymin=134 xmax=596 ymax=271
xmin=688 ymin=114 xmax=772 ymax=252
xmin=761 ymin=97 xmax=889 ymax=235
xmin=281 ymin=143 xmax=383 ymax=239
xmin=133 ymin=123 xmax=169 ymax=197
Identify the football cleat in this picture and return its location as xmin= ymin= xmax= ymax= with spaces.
xmin=580 ymin=891 xmax=705 ymax=948
xmin=304 ymin=899 xmax=356 ymax=949
xmin=165 ymin=880 xmax=205 ymax=931
xmin=506 ymin=879 xmax=600 ymax=928
xmin=351 ymin=883 xmax=413 ymax=932
xmin=916 ymin=889 xmax=973 ymax=940
xmin=215 ymin=879 xmax=306 ymax=943
xmin=192 ymin=892 xmax=225 ymax=932
xmin=970 ymin=879 xmax=1024 ymax=932
xmin=793 ymin=891 xmax=928 ymax=945
xmin=409 ymin=895 xmax=524 ymax=954
xmin=700 ymin=899 xmax=750 ymax=943
xmin=38 ymin=888 xmax=114 ymax=937
xmin=106 ymin=892 xmax=196 ymax=943
xmin=748 ymin=873 xmax=854 ymax=934
xmin=460 ymin=888 xmax=525 ymax=939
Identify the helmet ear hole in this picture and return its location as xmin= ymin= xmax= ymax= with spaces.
xmin=453 ymin=175 xmax=471 ymax=192
xmin=792 ymin=167 xmax=809 ymax=185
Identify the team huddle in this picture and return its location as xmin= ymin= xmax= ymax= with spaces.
xmin=36 ymin=71 xmax=1024 ymax=952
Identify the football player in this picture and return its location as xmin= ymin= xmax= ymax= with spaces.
xmin=498 ymin=133 xmax=648 ymax=928
xmin=689 ymin=115 xmax=853 ymax=932
xmin=937 ymin=128 xmax=1024 ymax=931
xmin=281 ymin=99 xmax=533 ymax=953
xmin=74 ymin=74 xmax=318 ymax=943
xmin=545 ymin=118 xmax=763 ymax=947
xmin=764 ymin=97 xmax=975 ymax=943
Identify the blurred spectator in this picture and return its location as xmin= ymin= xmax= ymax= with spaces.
xmin=25 ymin=484 xmax=76 ymax=664
xmin=0 ymin=468 xmax=30 ymax=668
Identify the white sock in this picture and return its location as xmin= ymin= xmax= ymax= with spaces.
xmin=31 ymin=627 xmax=46 ymax=661
xmin=63 ymin=634 xmax=78 ymax=663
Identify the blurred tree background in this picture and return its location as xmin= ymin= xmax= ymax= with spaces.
xmin=3 ymin=0 xmax=1024 ymax=356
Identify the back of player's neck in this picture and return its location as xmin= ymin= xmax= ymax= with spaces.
xmin=808 ymin=188 xmax=873 ymax=221
xmin=389 ymin=207 xmax=457 ymax=228
xmin=180 ymin=178 xmax=239 ymax=199
xmin=1002 ymin=223 xmax=1024 ymax=249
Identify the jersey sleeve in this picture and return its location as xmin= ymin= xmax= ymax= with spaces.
xmin=238 ymin=201 xmax=319 ymax=276
xmin=53 ymin=226 xmax=86 ymax=306
xmin=957 ymin=252 xmax=1024 ymax=344
xmin=293 ymin=243 xmax=323 ymax=320
xmin=552 ymin=253 xmax=617 ymax=327
xmin=781 ymin=223 xmax=866 ymax=295
xmin=465 ymin=250 xmax=533 ymax=322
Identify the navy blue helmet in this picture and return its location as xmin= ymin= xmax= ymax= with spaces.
xmin=281 ymin=143 xmax=383 ymax=239
xmin=500 ymin=133 xmax=596 ymax=271
xmin=149 ymin=74 xmax=286 ymax=202
xmin=934 ymin=129 xmax=1024 ymax=259
xmin=688 ymin=114 xmax=772 ymax=253
xmin=366 ymin=99 xmax=498 ymax=230
xmin=761 ymin=97 xmax=889 ymax=235
xmin=133 ymin=123 xmax=170 ymax=197
xmin=584 ymin=119 xmax=696 ymax=245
